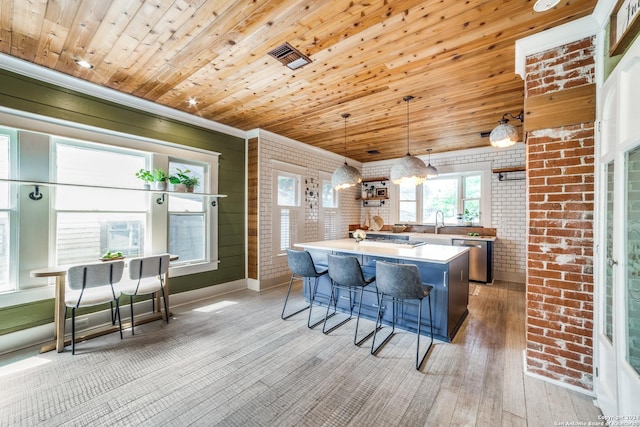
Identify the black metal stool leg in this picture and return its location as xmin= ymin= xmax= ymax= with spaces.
xmin=161 ymin=285 xmax=169 ymax=323
xmin=323 ymin=282 xmax=352 ymax=335
xmin=116 ymin=299 xmax=123 ymax=339
xmin=282 ymin=273 xmax=310 ymax=320
xmin=415 ymin=295 xmax=434 ymax=370
xmin=371 ymin=294 xmax=396 ymax=354
xmin=71 ymin=307 xmax=76 ymax=355
xmin=130 ymin=297 xmax=135 ymax=335
xmin=353 ymin=286 xmax=376 ymax=346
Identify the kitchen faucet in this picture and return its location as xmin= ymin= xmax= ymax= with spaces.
xmin=435 ymin=210 xmax=445 ymax=234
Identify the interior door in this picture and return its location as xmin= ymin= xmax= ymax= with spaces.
xmin=595 ymin=31 xmax=640 ymax=417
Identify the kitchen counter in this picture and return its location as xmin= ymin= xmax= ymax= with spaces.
xmin=361 ymin=230 xmax=496 ymax=242
xmin=296 ymin=238 xmax=469 ymax=264
xmin=295 ymin=238 xmax=470 ymax=341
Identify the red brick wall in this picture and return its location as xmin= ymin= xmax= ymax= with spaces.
xmin=524 ymin=37 xmax=596 ymax=391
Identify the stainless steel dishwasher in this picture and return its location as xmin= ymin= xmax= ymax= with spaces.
xmin=451 ymin=239 xmax=492 ymax=283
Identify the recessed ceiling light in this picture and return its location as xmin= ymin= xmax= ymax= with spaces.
xmin=533 ymin=0 xmax=560 ymax=12
xmin=74 ymin=59 xmax=93 ymax=69
xmin=187 ymin=98 xmax=197 ymax=106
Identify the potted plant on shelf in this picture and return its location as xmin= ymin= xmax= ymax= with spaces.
xmin=152 ymin=168 xmax=170 ymax=191
xmin=135 ymin=168 xmax=154 ymax=190
xmin=169 ymin=168 xmax=199 ymax=192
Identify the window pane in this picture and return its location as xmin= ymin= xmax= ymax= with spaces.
xmin=169 ymin=194 xmax=204 ymax=212
xmin=465 ymin=175 xmax=481 ymax=198
xmin=423 ymin=178 xmax=458 ymax=223
xmin=322 ymin=180 xmax=337 ymax=208
xmin=55 ymin=143 xmax=147 ymax=211
xmin=56 ymin=143 xmax=145 ymax=188
xmin=168 ymin=161 xmax=205 ymax=199
xmin=57 ymin=213 xmax=145 ymax=265
xmin=398 ymin=182 xmax=417 ymax=200
xmin=463 ymin=199 xmax=480 ymax=223
xmin=0 ymin=134 xmax=9 ymax=209
xmin=0 ymin=212 xmax=9 ymax=292
xmin=169 ymin=214 xmax=205 ymax=263
xmin=626 ymin=146 xmax=640 ymax=375
xmin=399 ymin=201 xmax=416 ymax=222
xmin=278 ymin=175 xmax=297 ymax=206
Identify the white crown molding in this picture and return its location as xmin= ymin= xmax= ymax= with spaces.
xmin=0 ymin=53 xmax=246 ymax=139
xmin=515 ymin=15 xmax=600 ymax=78
xmin=252 ymin=128 xmax=362 ymax=167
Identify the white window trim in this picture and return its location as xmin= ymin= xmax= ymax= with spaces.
xmin=391 ymin=161 xmax=492 ymax=227
xmin=271 ymin=160 xmax=305 ymax=258
xmin=0 ymin=110 xmax=223 ymax=304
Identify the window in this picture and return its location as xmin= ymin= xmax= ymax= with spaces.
xmin=54 ymin=140 xmax=147 ymax=265
xmin=0 ymin=130 xmax=14 ymax=292
xmin=168 ymin=160 xmax=207 ymax=264
xmin=320 ymin=175 xmax=340 ymax=240
xmin=398 ymin=182 xmax=418 ymax=223
xmin=273 ymin=164 xmax=303 ymax=255
xmin=396 ymin=166 xmax=488 ymax=226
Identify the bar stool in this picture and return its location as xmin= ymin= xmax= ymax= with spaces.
xmin=323 ymin=254 xmax=377 ymax=346
xmin=371 ymin=261 xmax=434 ymax=370
xmin=284 ymin=249 xmax=328 ymax=328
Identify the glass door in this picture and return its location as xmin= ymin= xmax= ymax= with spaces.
xmin=595 ymin=30 xmax=640 ymax=417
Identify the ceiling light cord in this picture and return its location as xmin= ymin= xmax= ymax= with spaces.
xmin=403 ymin=95 xmax=414 ymax=156
xmin=342 ymin=112 xmax=350 ymax=164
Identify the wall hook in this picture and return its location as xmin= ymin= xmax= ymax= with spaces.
xmin=29 ymin=185 xmax=43 ymax=201
xmin=156 ymin=193 xmax=166 ymax=205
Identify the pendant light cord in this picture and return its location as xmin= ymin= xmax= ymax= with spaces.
xmin=341 ymin=113 xmax=350 ymax=164
xmin=403 ymin=95 xmax=414 ymax=156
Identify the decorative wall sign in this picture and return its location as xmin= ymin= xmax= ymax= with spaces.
xmin=610 ymin=0 xmax=640 ymax=56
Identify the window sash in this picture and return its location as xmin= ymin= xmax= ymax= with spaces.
xmin=397 ymin=172 xmax=483 ymax=224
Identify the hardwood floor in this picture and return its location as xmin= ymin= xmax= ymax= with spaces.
xmin=0 ymin=280 xmax=602 ymax=426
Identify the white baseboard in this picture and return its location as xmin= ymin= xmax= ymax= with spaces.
xmin=0 ymin=279 xmax=248 ymax=356
xmin=494 ymin=270 xmax=526 ymax=283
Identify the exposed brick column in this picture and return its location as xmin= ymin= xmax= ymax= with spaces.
xmin=524 ymin=37 xmax=596 ymax=391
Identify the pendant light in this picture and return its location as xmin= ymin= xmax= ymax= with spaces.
xmin=390 ymin=96 xmax=429 ymax=185
xmin=331 ymin=113 xmax=362 ymax=191
xmin=425 ymin=148 xmax=438 ymax=178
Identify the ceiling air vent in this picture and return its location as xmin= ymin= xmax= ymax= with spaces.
xmin=268 ymin=42 xmax=312 ymax=70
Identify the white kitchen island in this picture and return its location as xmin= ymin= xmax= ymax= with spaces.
xmin=295 ymin=238 xmax=470 ymax=342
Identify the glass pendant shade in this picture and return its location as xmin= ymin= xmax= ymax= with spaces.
xmin=489 ymin=119 xmax=519 ymax=148
xmin=390 ymin=154 xmax=429 ymax=185
xmin=331 ymin=112 xmax=361 ymax=190
xmin=332 ymin=162 xmax=362 ymax=190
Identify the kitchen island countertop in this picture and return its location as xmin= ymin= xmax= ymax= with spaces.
xmin=295 ymin=238 xmax=469 ymax=264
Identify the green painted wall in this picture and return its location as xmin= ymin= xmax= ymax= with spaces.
xmin=0 ymin=69 xmax=246 ymax=335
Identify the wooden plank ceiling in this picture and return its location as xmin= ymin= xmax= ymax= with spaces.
xmin=0 ymin=0 xmax=596 ymax=162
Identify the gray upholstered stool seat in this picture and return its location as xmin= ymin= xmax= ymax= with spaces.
xmin=371 ymin=261 xmax=434 ymax=370
xmin=284 ymin=249 xmax=328 ymax=327
xmin=323 ymin=254 xmax=377 ymax=346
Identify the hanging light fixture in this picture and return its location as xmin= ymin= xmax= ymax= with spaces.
xmin=425 ymin=148 xmax=438 ymax=178
xmin=489 ymin=111 xmax=524 ymax=148
xmin=331 ymin=113 xmax=362 ymax=191
xmin=390 ymin=96 xmax=429 ymax=185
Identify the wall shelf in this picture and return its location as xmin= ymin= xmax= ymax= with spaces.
xmin=0 ymin=178 xmax=227 ymax=206
xmin=492 ymin=166 xmax=525 ymax=182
